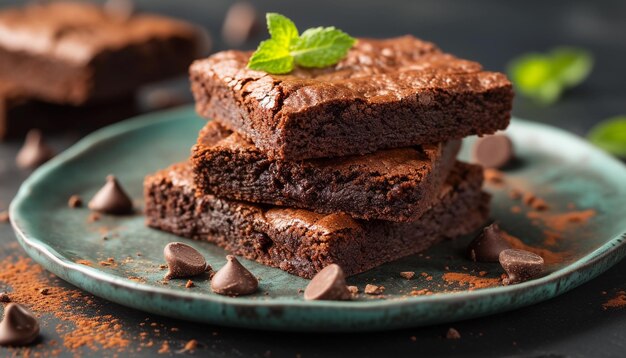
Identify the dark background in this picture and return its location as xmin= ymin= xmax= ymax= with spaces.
xmin=1 ymin=1 xmax=625 ymax=357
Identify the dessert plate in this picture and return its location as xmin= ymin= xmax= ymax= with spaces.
xmin=10 ymin=107 xmax=626 ymax=331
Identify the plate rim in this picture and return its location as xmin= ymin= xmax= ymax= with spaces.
xmin=9 ymin=106 xmax=626 ymax=326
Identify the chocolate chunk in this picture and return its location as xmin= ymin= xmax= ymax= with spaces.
xmin=499 ymin=249 xmax=544 ymax=284
xmin=15 ymin=129 xmax=55 ymax=169
xmin=467 ymin=223 xmax=512 ymax=262
xmin=303 ymin=264 xmax=351 ymax=301
xmin=0 ymin=303 xmax=40 ymax=346
xmin=446 ymin=327 xmax=461 ymax=339
xmin=472 ymin=134 xmax=514 ymax=169
xmin=211 ymin=255 xmax=258 ymax=296
xmin=88 ymin=175 xmax=134 ymax=215
xmin=68 ymin=195 xmax=83 ymax=208
xmin=163 ymin=242 xmax=209 ymax=280
xmin=221 ymin=2 xmax=259 ymax=46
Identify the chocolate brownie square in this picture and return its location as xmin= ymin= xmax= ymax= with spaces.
xmin=191 ymin=121 xmax=460 ymax=222
xmin=190 ymin=35 xmax=513 ymax=160
xmin=144 ymin=161 xmax=489 ymax=278
xmin=0 ymin=80 xmax=137 ymax=140
xmin=0 ymin=1 xmax=206 ymax=104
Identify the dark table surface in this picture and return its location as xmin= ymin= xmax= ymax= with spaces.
xmin=1 ymin=0 xmax=625 ymax=357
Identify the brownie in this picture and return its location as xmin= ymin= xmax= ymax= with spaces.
xmin=190 ymin=35 xmax=514 ymax=160
xmin=191 ymin=121 xmax=461 ymax=222
xmin=144 ymin=161 xmax=490 ymax=278
xmin=0 ymin=2 xmax=206 ymax=105
xmin=0 ymin=81 xmax=137 ymax=140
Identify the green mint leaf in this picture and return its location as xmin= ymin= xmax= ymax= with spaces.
xmin=587 ymin=116 xmax=626 ymax=158
xmin=247 ymin=39 xmax=294 ymax=74
xmin=247 ymin=13 xmax=355 ymax=74
xmin=266 ymin=13 xmax=299 ymax=47
xmin=508 ymin=47 xmax=593 ymax=104
xmin=290 ymin=27 xmax=356 ymax=68
xmin=550 ymin=47 xmax=593 ymax=87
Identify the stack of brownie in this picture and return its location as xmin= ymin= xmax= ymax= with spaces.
xmin=0 ymin=1 xmax=205 ymax=140
xmin=144 ymin=36 xmax=514 ymax=279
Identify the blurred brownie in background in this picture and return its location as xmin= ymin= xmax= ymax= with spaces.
xmin=0 ymin=81 xmax=138 ymax=140
xmin=0 ymin=1 xmax=208 ymax=105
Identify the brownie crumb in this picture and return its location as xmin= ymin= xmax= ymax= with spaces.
xmin=185 ymin=280 xmax=195 ymax=288
xmin=87 ymin=212 xmax=101 ymax=222
xmin=0 ymin=210 xmax=9 ymax=223
xmin=182 ymin=339 xmax=198 ymax=352
xmin=0 ymin=292 xmax=11 ymax=302
xmin=446 ymin=327 xmax=461 ymax=339
xmin=68 ymin=195 xmax=83 ymax=208
xmin=39 ymin=288 xmax=50 ymax=295
xmin=347 ymin=286 xmax=359 ymax=295
xmin=159 ymin=264 xmax=168 ymax=270
xmin=400 ymin=271 xmax=415 ymax=280
xmin=297 ymin=289 xmax=304 ymax=294
xmin=483 ymin=169 xmax=504 ymax=184
xmin=364 ymin=284 xmax=384 ymax=295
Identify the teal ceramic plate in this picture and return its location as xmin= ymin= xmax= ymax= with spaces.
xmin=10 ymin=107 xmax=626 ymax=332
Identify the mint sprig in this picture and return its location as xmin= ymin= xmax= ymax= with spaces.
xmin=508 ymin=47 xmax=593 ymax=104
xmin=247 ymin=13 xmax=356 ymax=74
xmin=588 ymin=116 xmax=626 ymax=158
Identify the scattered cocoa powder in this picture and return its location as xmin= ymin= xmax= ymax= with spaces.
xmin=442 ymin=272 xmax=501 ymax=290
xmin=0 ymin=256 xmax=130 ymax=353
xmin=527 ymin=209 xmax=596 ymax=232
xmin=602 ymin=291 xmax=626 ymax=310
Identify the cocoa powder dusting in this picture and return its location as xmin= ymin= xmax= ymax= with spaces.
xmin=0 ymin=256 xmax=130 ymax=353
xmin=602 ymin=291 xmax=626 ymax=310
xmin=527 ymin=209 xmax=596 ymax=232
xmin=442 ymin=272 xmax=501 ymax=290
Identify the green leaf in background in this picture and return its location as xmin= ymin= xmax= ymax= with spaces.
xmin=247 ymin=39 xmax=294 ymax=74
xmin=291 ymin=27 xmax=357 ymax=68
xmin=247 ymin=13 xmax=356 ymax=74
xmin=266 ymin=13 xmax=299 ymax=47
xmin=508 ymin=47 xmax=594 ymax=104
xmin=588 ymin=116 xmax=626 ymax=158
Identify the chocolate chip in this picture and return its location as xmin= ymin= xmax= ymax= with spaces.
xmin=472 ymin=134 xmax=514 ymax=169
xmin=0 ymin=293 xmax=10 ymax=303
xmin=467 ymin=223 xmax=512 ymax=262
xmin=163 ymin=242 xmax=209 ymax=280
xmin=0 ymin=303 xmax=40 ymax=346
xmin=16 ymin=129 xmax=55 ymax=169
xmin=499 ymin=249 xmax=544 ymax=284
xmin=68 ymin=195 xmax=83 ymax=208
xmin=88 ymin=175 xmax=134 ymax=215
xmin=446 ymin=327 xmax=461 ymax=339
xmin=304 ymin=264 xmax=351 ymax=301
xmin=222 ymin=2 xmax=260 ymax=46
xmin=211 ymin=255 xmax=258 ymax=296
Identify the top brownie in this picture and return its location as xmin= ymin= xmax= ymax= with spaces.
xmin=190 ymin=35 xmax=514 ymax=161
xmin=0 ymin=2 xmax=205 ymax=104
